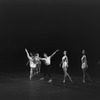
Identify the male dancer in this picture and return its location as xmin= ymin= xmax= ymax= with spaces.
xmin=59 ymin=51 xmax=73 ymax=83
xmin=25 ymin=48 xmax=37 ymax=80
xmin=81 ymin=50 xmax=92 ymax=83
xmin=40 ymin=49 xmax=59 ymax=83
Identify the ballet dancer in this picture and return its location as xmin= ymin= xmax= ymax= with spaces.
xmin=34 ymin=53 xmax=41 ymax=74
xmin=25 ymin=48 xmax=37 ymax=80
xmin=59 ymin=51 xmax=73 ymax=83
xmin=81 ymin=50 xmax=92 ymax=83
xmin=40 ymin=49 xmax=59 ymax=83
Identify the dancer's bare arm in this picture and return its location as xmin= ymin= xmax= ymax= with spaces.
xmin=25 ymin=48 xmax=31 ymax=59
xmin=50 ymin=49 xmax=59 ymax=58
xmin=39 ymin=57 xmax=45 ymax=60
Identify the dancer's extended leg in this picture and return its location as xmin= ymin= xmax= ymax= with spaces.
xmin=66 ymin=72 xmax=73 ymax=82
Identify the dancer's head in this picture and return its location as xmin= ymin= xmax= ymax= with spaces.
xmin=63 ymin=51 xmax=67 ymax=55
xmin=36 ymin=53 xmax=39 ymax=57
xmin=82 ymin=50 xmax=85 ymax=55
xmin=30 ymin=53 xmax=34 ymax=58
xmin=44 ymin=53 xmax=47 ymax=58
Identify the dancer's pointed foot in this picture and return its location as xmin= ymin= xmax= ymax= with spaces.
xmin=48 ymin=79 xmax=52 ymax=83
xmin=40 ymin=77 xmax=44 ymax=80
xmin=83 ymin=80 xmax=85 ymax=83
xmin=63 ymin=80 xmax=65 ymax=83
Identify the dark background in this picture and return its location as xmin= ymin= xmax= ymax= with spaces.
xmin=0 ymin=0 xmax=100 ymax=77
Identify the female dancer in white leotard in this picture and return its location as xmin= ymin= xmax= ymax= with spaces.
xmin=25 ymin=48 xmax=37 ymax=80
xmin=60 ymin=51 xmax=73 ymax=83
xmin=81 ymin=50 xmax=92 ymax=83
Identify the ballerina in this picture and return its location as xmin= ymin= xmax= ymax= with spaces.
xmin=25 ymin=48 xmax=37 ymax=80
xmin=81 ymin=50 xmax=92 ymax=83
xmin=59 ymin=51 xmax=73 ymax=83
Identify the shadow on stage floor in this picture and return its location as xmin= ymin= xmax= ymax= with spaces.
xmin=0 ymin=72 xmax=100 ymax=100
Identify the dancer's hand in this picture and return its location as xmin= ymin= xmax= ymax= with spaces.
xmin=56 ymin=49 xmax=60 ymax=52
xmin=25 ymin=48 xmax=27 ymax=52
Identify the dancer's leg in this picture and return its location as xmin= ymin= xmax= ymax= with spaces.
xmin=40 ymin=65 xmax=47 ymax=80
xmin=63 ymin=67 xmax=73 ymax=82
xmin=47 ymin=65 xmax=52 ymax=83
xmin=86 ymin=71 xmax=92 ymax=82
xmin=83 ymin=69 xmax=86 ymax=83
xmin=63 ymin=68 xmax=66 ymax=83
xmin=66 ymin=72 xmax=73 ymax=82
xmin=38 ymin=63 xmax=41 ymax=73
xmin=30 ymin=68 xmax=33 ymax=80
xmin=35 ymin=67 xmax=38 ymax=74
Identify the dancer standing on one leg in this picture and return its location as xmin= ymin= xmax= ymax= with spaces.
xmin=25 ymin=48 xmax=37 ymax=80
xmin=59 ymin=51 xmax=73 ymax=83
xmin=81 ymin=50 xmax=92 ymax=83
xmin=40 ymin=49 xmax=59 ymax=83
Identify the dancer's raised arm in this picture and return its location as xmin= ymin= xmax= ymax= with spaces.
xmin=25 ymin=48 xmax=31 ymax=59
xmin=50 ymin=49 xmax=59 ymax=58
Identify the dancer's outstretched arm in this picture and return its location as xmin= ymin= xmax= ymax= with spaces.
xmin=39 ymin=57 xmax=45 ymax=61
xmin=25 ymin=48 xmax=31 ymax=59
xmin=50 ymin=49 xmax=59 ymax=58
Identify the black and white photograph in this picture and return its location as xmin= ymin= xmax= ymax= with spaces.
xmin=0 ymin=0 xmax=100 ymax=100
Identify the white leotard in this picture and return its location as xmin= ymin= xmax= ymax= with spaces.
xmin=29 ymin=57 xmax=36 ymax=68
xmin=62 ymin=55 xmax=68 ymax=68
xmin=81 ymin=55 xmax=88 ymax=69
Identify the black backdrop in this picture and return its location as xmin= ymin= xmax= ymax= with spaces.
xmin=0 ymin=0 xmax=100 ymax=77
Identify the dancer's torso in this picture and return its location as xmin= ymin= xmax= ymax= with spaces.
xmin=81 ymin=55 xmax=88 ymax=69
xmin=62 ymin=56 xmax=68 ymax=68
xmin=29 ymin=58 xmax=36 ymax=68
xmin=44 ymin=57 xmax=51 ymax=65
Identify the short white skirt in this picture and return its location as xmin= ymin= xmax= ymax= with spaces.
xmin=62 ymin=62 xmax=68 ymax=68
xmin=30 ymin=61 xmax=36 ymax=68
xmin=81 ymin=63 xmax=87 ymax=69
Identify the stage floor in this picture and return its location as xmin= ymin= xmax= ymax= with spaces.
xmin=0 ymin=72 xmax=100 ymax=100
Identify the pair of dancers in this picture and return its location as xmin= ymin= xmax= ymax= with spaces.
xmin=60 ymin=50 xmax=92 ymax=83
xmin=25 ymin=48 xmax=92 ymax=83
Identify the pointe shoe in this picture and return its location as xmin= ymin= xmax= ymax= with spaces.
xmin=63 ymin=80 xmax=65 ymax=83
xmin=83 ymin=80 xmax=85 ymax=83
xmin=48 ymin=79 xmax=52 ymax=83
xmin=40 ymin=77 xmax=44 ymax=80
